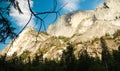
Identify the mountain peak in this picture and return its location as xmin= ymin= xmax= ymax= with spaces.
xmin=47 ymin=0 xmax=120 ymax=39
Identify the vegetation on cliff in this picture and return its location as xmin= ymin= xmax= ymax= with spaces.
xmin=0 ymin=41 xmax=120 ymax=71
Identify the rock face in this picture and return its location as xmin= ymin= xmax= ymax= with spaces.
xmin=1 ymin=27 xmax=50 ymax=56
xmin=47 ymin=0 xmax=120 ymax=39
xmin=1 ymin=0 xmax=120 ymax=60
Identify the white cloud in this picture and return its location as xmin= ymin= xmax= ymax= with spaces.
xmin=10 ymin=0 xmax=34 ymax=27
xmin=61 ymin=0 xmax=81 ymax=12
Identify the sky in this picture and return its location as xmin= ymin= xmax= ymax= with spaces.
xmin=0 ymin=0 xmax=105 ymax=50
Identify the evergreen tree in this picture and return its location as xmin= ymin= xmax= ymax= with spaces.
xmin=76 ymin=49 xmax=91 ymax=71
xmin=60 ymin=43 xmax=75 ymax=71
xmin=112 ymin=46 xmax=120 ymax=71
xmin=100 ymin=37 xmax=114 ymax=71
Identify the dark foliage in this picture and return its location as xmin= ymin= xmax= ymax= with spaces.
xmin=60 ymin=43 xmax=75 ymax=71
xmin=113 ymin=30 xmax=120 ymax=38
xmin=100 ymin=37 xmax=114 ymax=71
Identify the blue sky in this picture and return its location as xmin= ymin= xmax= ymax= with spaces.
xmin=0 ymin=0 xmax=105 ymax=50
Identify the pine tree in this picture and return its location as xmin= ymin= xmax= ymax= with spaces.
xmin=60 ymin=43 xmax=75 ymax=71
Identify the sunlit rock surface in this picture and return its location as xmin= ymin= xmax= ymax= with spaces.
xmin=47 ymin=0 xmax=120 ymax=39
